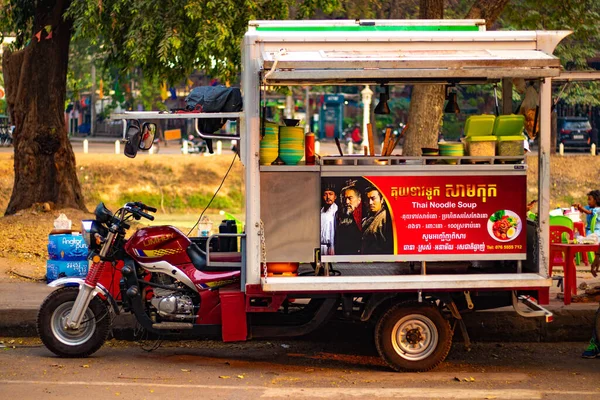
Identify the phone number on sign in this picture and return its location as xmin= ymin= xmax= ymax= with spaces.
xmin=492 ymin=244 xmax=523 ymax=250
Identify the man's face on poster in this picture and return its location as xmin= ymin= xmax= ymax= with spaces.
xmin=342 ymin=188 xmax=361 ymax=215
xmin=366 ymin=190 xmax=383 ymax=214
xmin=323 ymin=190 xmax=336 ymax=207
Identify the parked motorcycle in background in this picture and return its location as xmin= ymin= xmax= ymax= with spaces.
xmin=0 ymin=120 xmax=13 ymax=147
xmin=182 ymin=134 xmax=208 ymax=154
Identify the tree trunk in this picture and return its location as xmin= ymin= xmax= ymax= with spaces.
xmin=464 ymin=0 xmax=510 ymax=30
xmin=403 ymin=85 xmax=446 ymax=156
xmin=402 ymin=0 xmax=511 ymax=156
xmin=402 ymin=0 xmax=444 ymax=156
xmin=2 ymin=0 xmax=86 ymax=215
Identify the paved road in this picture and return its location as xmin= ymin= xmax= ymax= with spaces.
xmin=0 ymin=339 xmax=598 ymax=399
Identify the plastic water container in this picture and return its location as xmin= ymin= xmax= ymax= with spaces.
xmin=47 ymin=234 xmax=88 ymax=261
xmin=47 ymin=232 xmax=89 ymax=282
xmin=46 ymin=260 xmax=89 ymax=282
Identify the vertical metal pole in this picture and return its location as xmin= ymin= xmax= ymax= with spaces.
xmin=91 ymin=64 xmax=96 ymax=136
xmin=242 ymin=33 xmax=261 ymax=288
xmin=538 ymin=79 xmax=551 ymax=278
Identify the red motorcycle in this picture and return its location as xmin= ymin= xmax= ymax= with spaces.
xmin=37 ymin=201 xmax=247 ymax=357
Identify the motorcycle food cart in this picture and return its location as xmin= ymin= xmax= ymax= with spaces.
xmin=48 ymin=19 xmax=570 ymax=372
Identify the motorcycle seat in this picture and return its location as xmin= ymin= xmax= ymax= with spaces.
xmin=209 ymin=252 xmax=242 ymax=263
xmin=187 ymin=242 xmax=242 ymax=272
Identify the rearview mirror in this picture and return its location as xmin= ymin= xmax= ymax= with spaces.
xmin=124 ymin=123 xmax=141 ymax=158
xmin=139 ymin=122 xmax=157 ymax=150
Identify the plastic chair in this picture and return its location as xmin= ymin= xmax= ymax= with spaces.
xmin=550 ymin=215 xmax=574 ymax=230
xmin=550 ymin=215 xmax=584 ymax=265
xmin=549 ymin=225 xmax=576 ymax=301
xmin=587 ymin=213 xmax=598 ymax=263
xmin=549 ymin=225 xmax=573 ymax=274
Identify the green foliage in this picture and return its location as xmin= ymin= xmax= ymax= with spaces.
xmin=500 ymin=0 xmax=600 ymax=106
xmin=66 ymin=0 xmax=340 ymax=84
xmin=116 ymin=189 xmax=243 ymax=213
xmin=137 ymin=75 xmax=168 ymax=111
xmin=501 ymin=0 xmax=600 ymax=69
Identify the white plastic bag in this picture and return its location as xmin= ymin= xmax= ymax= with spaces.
xmin=53 ymin=213 xmax=72 ymax=230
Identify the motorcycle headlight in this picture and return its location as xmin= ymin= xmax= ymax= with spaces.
xmin=81 ymin=220 xmax=94 ymax=247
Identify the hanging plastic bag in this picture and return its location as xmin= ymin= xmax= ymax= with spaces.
xmin=519 ymin=85 xmax=540 ymax=139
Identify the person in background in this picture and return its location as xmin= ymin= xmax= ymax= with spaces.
xmin=361 ymin=187 xmax=393 ymax=254
xmin=335 ymin=184 xmax=363 ymax=255
xmin=320 ymin=184 xmax=338 ymax=256
xmin=582 ymin=250 xmax=599 ymax=358
xmin=351 ymin=124 xmax=362 ymax=146
xmin=573 ymin=190 xmax=600 ymax=236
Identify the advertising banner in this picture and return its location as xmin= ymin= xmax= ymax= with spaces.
xmin=320 ymin=174 xmax=526 ymax=260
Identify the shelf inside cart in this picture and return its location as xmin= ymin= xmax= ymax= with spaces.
xmin=261 ymin=273 xmax=551 ymax=292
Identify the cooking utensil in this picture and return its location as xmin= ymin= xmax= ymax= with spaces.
xmin=334 ymin=138 xmax=344 ymax=156
xmin=367 ymin=123 xmax=374 ymax=156
xmin=382 ymin=127 xmax=392 ymax=156
xmin=386 ymin=124 xmax=409 ymax=156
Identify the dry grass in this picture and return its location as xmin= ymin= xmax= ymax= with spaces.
xmin=526 ymin=154 xmax=600 ymax=207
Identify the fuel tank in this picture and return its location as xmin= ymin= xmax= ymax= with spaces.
xmin=125 ymin=226 xmax=192 ymax=265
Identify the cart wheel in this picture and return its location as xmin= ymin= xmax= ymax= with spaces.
xmin=375 ymin=302 xmax=452 ymax=372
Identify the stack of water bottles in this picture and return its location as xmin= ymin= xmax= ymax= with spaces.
xmin=46 ymin=214 xmax=89 ymax=282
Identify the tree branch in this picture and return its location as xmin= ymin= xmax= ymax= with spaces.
xmin=464 ymin=0 xmax=510 ymax=29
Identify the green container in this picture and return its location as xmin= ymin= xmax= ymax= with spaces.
xmin=497 ymin=135 xmax=525 ymax=156
xmin=464 ymin=115 xmax=496 ymax=136
xmin=493 ymin=115 xmax=525 ymax=136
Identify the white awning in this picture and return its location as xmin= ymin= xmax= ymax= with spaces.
xmin=254 ymin=30 xmax=570 ymax=84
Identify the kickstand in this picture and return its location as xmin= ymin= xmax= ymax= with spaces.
xmin=448 ymin=301 xmax=471 ymax=352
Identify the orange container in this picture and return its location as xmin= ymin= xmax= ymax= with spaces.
xmin=266 ymin=262 xmax=299 ymax=275
xmin=305 ymin=133 xmax=315 ymax=165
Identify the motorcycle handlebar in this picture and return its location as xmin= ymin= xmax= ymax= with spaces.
xmin=137 ymin=209 xmax=155 ymax=221
xmin=126 ymin=202 xmax=157 ymax=213
xmin=123 ymin=204 xmax=155 ymax=221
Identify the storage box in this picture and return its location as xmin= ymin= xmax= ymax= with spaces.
xmin=465 ymin=135 xmax=496 ymax=157
xmin=497 ymin=136 xmax=525 ymax=156
xmin=46 ymin=260 xmax=89 ymax=282
xmin=47 ymin=234 xmax=88 ymax=261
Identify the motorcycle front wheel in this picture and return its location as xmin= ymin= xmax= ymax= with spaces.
xmin=37 ymin=287 xmax=110 ymax=357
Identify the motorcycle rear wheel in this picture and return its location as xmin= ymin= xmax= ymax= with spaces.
xmin=37 ymin=287 xmax=110 ymax=357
